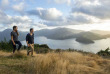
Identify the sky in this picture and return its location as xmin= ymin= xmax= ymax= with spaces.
xmin=0 ymin=0 xmax=110 ymax=31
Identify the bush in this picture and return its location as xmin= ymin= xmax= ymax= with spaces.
xmin=22 ymin=44 xmax=51 ymax=54
xmin=34 ymin=44 xmax=49 ymax=49
xmin=0 ymin=40 xmax=13 ymax=52
xmin=34 ymin=44 xmax=50 ymax=53
xmin=55 ymin=49 xmax=62 ymax=53
xmin=35 ymin=48 xmax=50 ymax=53
xmin=97 ymin=47 xmax=110 ymax=56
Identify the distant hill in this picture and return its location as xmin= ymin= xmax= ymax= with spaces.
xmin=0 ymin=29 xmax=27 ymax=41
xmin=76 ymin=32 xmax=106 ymax=40
xmin=35 ymin=28 xmax=83 ymax=40
xmin=91 ymin=30 xmax=110 ymax=39
xmin=76 ymin=37 xmax=94 ymax=44
xmin=0 ymin=29 xmax=12 ymax=41
xmin=35 ymin=29 xmax=106 ymax=43
xmin=35 ymin=29 xmax=110 ymax=44
xmin=75 ymin=32 xmax=105 ymax=44
xmin=0 ymin=28 xmax=110 ymax=44
xmin=91 ymin=30 xmax=110 ymax=35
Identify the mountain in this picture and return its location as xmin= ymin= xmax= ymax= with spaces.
xmin=91 ymin=30 xmax=110 ymax=35
xmin=35 ymin=29 xmax=109 ymax=44
xmin=0 ymin=29 xmax=12 ymax=41
xmin=35 ymin=28 xmax=83 ymax=40
xmin=0 ymin=29 xmax=27 ymax=41
xmin=91 ymin=30 xmax=110 ymax=39
xmin=0 ymin=28 xmax=110 ymax=44
xmin=76 ymin=32 xmax=106 ymax=40
xmin=35 ymin=29 xmax=106 ymax=42
xmin=76 ymin=37 xmax=94 ymax=44
xmin=75 ymin=32 xmax=106 ymax=44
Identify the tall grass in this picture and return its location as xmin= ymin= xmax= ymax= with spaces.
xmin=24 ymin=52 xmax=110 ymax=74
xmin=0 ymin=50 xmax=110 ymax=74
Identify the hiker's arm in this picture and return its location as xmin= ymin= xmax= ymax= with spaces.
xmin=26 ymin=41 xmax=29 ymax=46
xmin=33 ymin=34 xmax=34 ymax=45
xmin=26 ymin=35 xmax=30 ymax=47
xmin=16 ymin=30 xmax=19 ymax=36
xmin=11 ymin=36 xmax=15 ymax=45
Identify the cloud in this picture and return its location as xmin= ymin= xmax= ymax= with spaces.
xmin=0 ymin=0 xmax=110 ymax=31
xmin=0 ymin=10 xmax=30 ymax=28
xmin=0 ymin=0 xmax=26 ymax=15
xmin=67 ymin=13 xmax=100 ymax=24
xmin=0 ymin=9 xmax=49 ymax=31
xmin=0 ymin=0 xmax=10 ymax=10
xmin=1 ymin=0 xmax=9 ymax=6
xmin=48 ymin=0 xmax=72 ymax=5
xmin=54 ymin=0 xmax=71 ymax=5
xmin=13 ymin=2 xmax=25 ymax=12
xmin=0 ymin=10 xmax=11 ymax=24
xmin=42 ymin=12 xmax=97 ymax=26
xmin=72 ymin=0 xmax=110 ymax=19
xmin=27 ymin=7 xmax=97 ymax=26
xmin=27 ymin=8 xmax=63 ymax=21
xmin=0 ymin=10 xmax=32 ymax=24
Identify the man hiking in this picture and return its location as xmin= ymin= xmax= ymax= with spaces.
xmin=11 ymin=26 xmax=22 ymax=53
xmin=26 ymin=28 xmax=34 ymax=56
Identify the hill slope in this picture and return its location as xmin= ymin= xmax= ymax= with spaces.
xmin=91 ymin=30 xmax=110 ymax=35
xmin=0 ymin=50 xmax=110 ymax=74
xmin=0 ymin=29 xmax=27 ymax=41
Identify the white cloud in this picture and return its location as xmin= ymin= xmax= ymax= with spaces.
xmin=27 ymin=8 xmax=63 ymax=21
xmin=54 ymin=0 xmax=71 ymax=5
xmin=0 ymin=0 xmax=110 ymax=31
xmin=13 ymin=2 xmax=25 ymax=12
xmin=67 ymin=13 xmax=100 ymax=24
xmin=42 ymin=12 xmax=97 ymax=26
xmin=0 ymin=9 xmax=49 ymax=31
xmin=1 ymin=0 xmax=9 ymax=6
xmin=0 ymin=10 xmax=32 ymax=25
xmin=72 ymin=0 xmax=110 ymax=19
xmin=0 ymin=10 xmax=10 ymax=24
xmin=27 ymin=7 xmax=99 ymax=26
xmin=0 ymin=0 xmax=10 ymax=10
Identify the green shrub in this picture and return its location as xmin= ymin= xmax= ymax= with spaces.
xmin=97 ymin=47 xmax=110 ymax=56
xmin=55 ymin=49 xmax=62 ymax=53
xmin=0 ymin=40 xmax=13 ymax=52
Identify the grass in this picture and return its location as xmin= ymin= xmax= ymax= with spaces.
xmin=0 ymin=50 xmax=110 ymax=74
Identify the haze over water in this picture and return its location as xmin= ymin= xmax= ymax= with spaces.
xmin=22 ymin=36 xmax=110 ymax=53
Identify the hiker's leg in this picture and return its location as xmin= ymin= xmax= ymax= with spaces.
xmin=30 ymin=44 xmax=34 ymax=56
xmin=16 ymin=41 xmax=22 ymax=51
xmin=12 ymin=42 xmax=16 ymax=53
xmin=27 ymin=46 xmax=31 ymax=55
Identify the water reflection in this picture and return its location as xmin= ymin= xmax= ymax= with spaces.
xmin=22 ymin=36 xmax=110 ymax=53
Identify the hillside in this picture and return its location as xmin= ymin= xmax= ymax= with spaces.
xmin=91 ymin=30 xmax=110 ymax=35
xmin=0 ymin=28 xmax=83 ymax=41
xmin=0 ymin=50 xmax=110 ymax=74
xmin=76 ymin=32 xmax=105 ymax=40
xmin=0 ymin=29 xmax=27 ymax=41
xmin=76 ymin=37 xmax=94 ymax=44
xmin=0 ymin=28 xmax=110 ymax=44
xmin=35 ymin=28 xmax=83 ymax=40
xmin=75 ymin=32 xmax=106 ymax=44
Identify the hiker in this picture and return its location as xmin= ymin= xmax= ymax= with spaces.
xmin=11 ymin=26 xmax=22 ymax=53
xmin=26 ymin=28 xmax=34 ymax=56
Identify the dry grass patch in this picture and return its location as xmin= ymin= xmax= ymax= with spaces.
xmin=0 ymin=51 xmax=110 ymax=74
xmin=25 ymin=52 xmax=110 ymax=74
